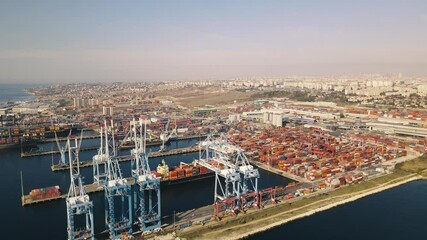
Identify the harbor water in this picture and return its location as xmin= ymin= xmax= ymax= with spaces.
xmin=0 ymin=85 xmax=291 ymax=239
xmin=245 ymin=179 xmax=427 ymax=240
xmin=4 ymin=84 xmax=426 ymax=240
xmin=0 ymin=138 xmax=291 ymax=239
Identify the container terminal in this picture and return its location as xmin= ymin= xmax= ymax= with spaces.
xmin=17 ymin=116 xmax=425 ymax=239
xmin=6 ymin=83 xmax=427 ymax=239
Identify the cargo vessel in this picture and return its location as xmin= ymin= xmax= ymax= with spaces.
xmin=119 ymin=139 xmax=163 ymax=149
xmin=27 ymin=185 xmax=61 ymax=201
xmin=22 ymin=162 xmax=214 ymax=206
xmin=155 ymin=160 xmax=214 ymax=185
xmin=0 ymin=124 xmax=72 ymax=150
xmin=0 ymin=138 xmax=37 ymax=150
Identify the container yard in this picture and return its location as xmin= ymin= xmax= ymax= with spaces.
xmin=228 ymin=125 xmax=416 ymax=188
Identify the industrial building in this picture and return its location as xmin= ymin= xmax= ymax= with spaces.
xmin=262 ymin=109 xmax=285 ymax=127
xmin=366 ymin=122 xmax=427 ymax=138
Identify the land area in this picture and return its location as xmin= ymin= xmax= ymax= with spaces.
xmin=4 ymin=79 xmax=427 ymax=240
xmin=161 ymin=86 xmax=254 ymax=108
xmin=171 ymin=155 xmax=427 ymax=240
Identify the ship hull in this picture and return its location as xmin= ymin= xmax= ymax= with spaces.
xmin=0 ymin=140 xmax=37 ymax=150
xmin=160 ymin=172 xmax=214 ymax=186
xmin=119 ymin=140 xmax=163 ymax=149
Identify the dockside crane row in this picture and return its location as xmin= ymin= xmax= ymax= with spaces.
xmin=131 ymin=118 xmax=161 ymax=233
xmin=65 ymin=135 xmax=94 ymax=240
xmin=103 ymin=120 xmax=133 ymax=239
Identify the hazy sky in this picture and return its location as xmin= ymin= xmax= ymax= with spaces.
xmin=1 ymin=0 xmax=426 ymax=83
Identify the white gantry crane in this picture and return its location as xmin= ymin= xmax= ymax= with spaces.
xmin=103 ymin=120 xmax=133 ymax=239
xmin=93 ymin=120 xmax=116 ymax=187
xmin=131 ymin=118 xmax=161 ymax=233
xmin=198 ymin=133 xmax=259 ymax=218
xmin=55 ymin=132 xmax=68 ymax=166
xmin=65 ymin=135 xmax=94 ymax=240
xmin=159 ymin=119 xmax=178 ymax=152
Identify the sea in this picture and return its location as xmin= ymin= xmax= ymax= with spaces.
xmin=0 ymin=83 xmax=39 ymax=105
xmin=246 ymin=180 xmax=427 ymax=240
xmin=1 ymin=84 xmax=426 ymax=240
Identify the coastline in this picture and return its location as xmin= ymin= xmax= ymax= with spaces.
xmin=0 ymin=84 xmax=37 ymax=105
xmin=178 ymin=168 xmax=427 ymax=240
xmin=233 ymin=175 xmax=424 ymax=240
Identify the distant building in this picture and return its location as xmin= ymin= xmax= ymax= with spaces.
xmin=73 ymin=97 xmax=88 ymax=108
xmin=102 ymin=106 xmax=114 ymax=116
xmin=242 ymin=111 xmax=264 ymax=121
xmin=192 ymin=108 xmax=217 ymax=115
xmin=88 ymin=99 xmax=99 ymax=106
xmin=228 ymin=114 xmax=241 ymax=123
xmin=262 ymin=109 xmax=285 ymax=127
xmin=0 ymin=108 xmax=9 ymax=116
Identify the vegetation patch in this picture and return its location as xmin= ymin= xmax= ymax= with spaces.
xmin=396 ymin=154 xmax=427 ymax=173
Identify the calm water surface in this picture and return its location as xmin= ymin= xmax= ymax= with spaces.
xmin=0 ymin=138 xmax=290 ymax=239
xmin=246 ymin=180 xmax=427 ymax=240
xmin=0 ymin=84 xmax=38 ymax=104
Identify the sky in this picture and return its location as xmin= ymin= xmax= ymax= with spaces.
xmin=0 ymin=0 xmax=426 ymax=83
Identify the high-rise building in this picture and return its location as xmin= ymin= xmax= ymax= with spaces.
xmin=73 ymin=97 xmax=88 ymax=108
xmin=103 ymin=106 xmax=114 ymax=116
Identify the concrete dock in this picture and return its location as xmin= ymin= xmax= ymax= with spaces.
xmin=50 ymin=146 xmax=200 ymax=171
xmin=23 ymin=134 xmax=207 ymax=158
xmin=22 ymin=171 xmax=215 ymax=207
xmin=21 ymin=146 xmax=99 ymax=158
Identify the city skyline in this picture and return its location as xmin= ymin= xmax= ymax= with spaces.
xmin=1 ymin=0 xmax=427 ymax=83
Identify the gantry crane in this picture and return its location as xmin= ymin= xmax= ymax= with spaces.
xmin=198 ymin=134 xmax=259 ymax=218
xmin=65 ymin=135 xmax=94 ymax=240
xmin=159 ymin=119 xmax=178 ymax=152
xmin=93 ymin=120 xmax=116 ymax=187
xmin=103 ymin=120 xmax=133 ymax=239
xmin=54 ymin=132 xmax=68 ymax=166
xmin=130 ymin=118 xmax=161 ymax=233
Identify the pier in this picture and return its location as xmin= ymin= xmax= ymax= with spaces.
xmin=21 ymin=171 xmax=215 ymax=206
xmin=37 ymin=134 xmax=208 ymax=144
xmin=38 ymin=134 xmax=101 ymax=143
xmin=21 ymin=146 xmax=99 ymax=158
xmin=50 ymin=146 xmax=200 ymax=171
xmin=23 ymin=134 xmax=207 ymax=158
xmin=22 ymin=178 xmax=133 ymax=206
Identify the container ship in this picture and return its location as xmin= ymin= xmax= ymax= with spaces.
xmin=154 ymin=160 xmax=214 ymax=185
xmin=22 ymin=162 xmax=213 ymax=204
xmin=0 ymin=138 xmax=37 ymax=150
xmin=0 ymin=124 xmax=72 ymax=150
xmin=27 ymin=185 xmax=61 ymax=201
xmin=119 ymin=138 xmax=163 ymax=149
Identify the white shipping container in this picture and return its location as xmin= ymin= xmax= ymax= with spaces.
xmin=177 ymin=128 xmax=188 ymax=133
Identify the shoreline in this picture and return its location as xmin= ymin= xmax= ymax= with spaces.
xmin=233 ymin=175 xmax=423 ymax=240
xmin=178 ymin=156 xmax=427 ymax=240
